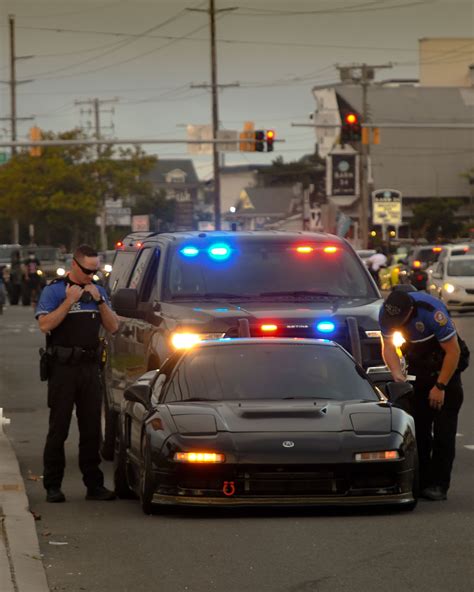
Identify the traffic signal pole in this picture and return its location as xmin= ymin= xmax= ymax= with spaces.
xmin=359 ymin=71 xmax=370 ymax=250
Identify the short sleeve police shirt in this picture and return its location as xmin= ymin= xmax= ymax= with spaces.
xmin=379 ymin=292 xmax=456 ymax=345
xmin=35 ymin=279 xmax=111 ymax=349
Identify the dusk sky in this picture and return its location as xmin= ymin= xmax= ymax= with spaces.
xmin=0 ymin=0 xmax=473 ymax=178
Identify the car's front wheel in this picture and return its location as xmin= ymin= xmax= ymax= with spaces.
xmin=139 ymin=436 xmax=155 ymax=515
xmin=113 ymin=418 xmax=136 ymax=499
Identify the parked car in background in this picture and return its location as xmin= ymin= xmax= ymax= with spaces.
xmin=429 ymin=255 xmax=474 ymax=312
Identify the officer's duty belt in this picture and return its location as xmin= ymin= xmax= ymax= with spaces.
xmin=47 ymin=345 xmax=99 ymax=365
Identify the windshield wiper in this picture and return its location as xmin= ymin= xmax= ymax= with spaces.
xmin=171 ymin=292 xmax=254 ymax=300
xmin=258 ymin=290 xmax=342 ymax=299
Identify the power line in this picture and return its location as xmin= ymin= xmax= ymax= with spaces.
xmin=15 ymin=0 xmax=127 ymax=19
xmin=236 ymin=0 xmax=434 ymax=16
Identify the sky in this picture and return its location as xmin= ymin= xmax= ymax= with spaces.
xmin=0 ymin=0 xmax=473 ymax=178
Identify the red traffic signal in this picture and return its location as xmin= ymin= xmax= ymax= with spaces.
xmin=341 ymin=112 xmax=361 ymax=144
xmin=266 ymin=130 xmax=275 ymax=152
xmin=344 ymin=113 xmax=358 ymax=125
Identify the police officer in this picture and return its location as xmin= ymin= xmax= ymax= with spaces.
xmin=379 ymin=289 xmax=464 ymax=501
xmin=36 ymin=244 xmax=119 ymax=503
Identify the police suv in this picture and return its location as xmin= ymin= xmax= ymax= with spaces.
xmin=102 ymin=231 xmax=386 ymax=458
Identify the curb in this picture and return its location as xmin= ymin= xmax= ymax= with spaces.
xmin=0 ymin=413 xmax=49 ymax=592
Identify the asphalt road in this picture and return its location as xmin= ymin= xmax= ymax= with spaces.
xmin=1 ymin=305 xmax=473 ymax=592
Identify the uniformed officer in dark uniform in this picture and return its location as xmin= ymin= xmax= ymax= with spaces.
xmin=36 ymin=244 xmax=119 ymax=503
xmin=379 ymin=290 xmax=465 ymax=501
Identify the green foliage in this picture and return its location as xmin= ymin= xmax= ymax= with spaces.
xmin=0 ymin=130 xmax=158 ymax=248
xmin=257 ymin=153 xmax=325 ymax=189
xmin=409 ymin=198 xmax=463 ymax=242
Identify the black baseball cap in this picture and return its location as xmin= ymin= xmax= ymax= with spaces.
xmin=380 ymin=290 xmax=414 ymax=330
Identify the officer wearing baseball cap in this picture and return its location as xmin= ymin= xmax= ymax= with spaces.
xmin=379 ymin=289 xmax=467 ymax=501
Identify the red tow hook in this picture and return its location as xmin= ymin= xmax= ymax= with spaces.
xmin=222 ymin=481 xmax=236 ymax=497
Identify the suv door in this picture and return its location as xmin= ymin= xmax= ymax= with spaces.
xmin=109 ymin=247 xmax=161 ymax=409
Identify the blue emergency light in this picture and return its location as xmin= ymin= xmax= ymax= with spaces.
xmin=180 ymin=246 xmax=199 ymax=257
xmin=316 ymin=321 xmax=336 ymax=334
xmin=208 ymin=243 xmax=231 ymax=261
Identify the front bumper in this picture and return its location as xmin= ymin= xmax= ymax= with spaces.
xmin=444 ymin=291 xmax=474 ymax=310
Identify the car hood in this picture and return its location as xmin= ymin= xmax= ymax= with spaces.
xmin=160 ymin=297 xmax=382 ymax=333
xmin=166 ymin=400 xmax=392 ymax=434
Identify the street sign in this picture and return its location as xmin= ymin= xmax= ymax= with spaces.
xmin=326 ymin=145 xmax=359 ymax=197
xmin=372 ymin=189 xmax=402 ymax=225
xmin=217 ymin=129 xmax=238 ymax=152
xmin=312 ymin=88 xmax=342 ymax=158
xmin=132 ymin=215 xmax=150 ymax=232
xmin=96 ymin=206 xmax=132 ymax=226
xmin=187 ymin=124 xmax=213 ymax=155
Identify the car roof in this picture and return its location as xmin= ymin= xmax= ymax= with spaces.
xmin=119 ymin=230 xmax=346 ymax=249
xmin=193 ymin=337 xmax=339 ymax=349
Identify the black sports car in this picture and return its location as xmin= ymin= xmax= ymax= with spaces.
xmin=114 ymin=338 xmax=418 ymax=514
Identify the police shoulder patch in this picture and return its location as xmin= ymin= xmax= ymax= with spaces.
xmin=415 ymin=321 xmax=425 ymax=333
xmin=434 ymin=310 xmax=448 ymax=326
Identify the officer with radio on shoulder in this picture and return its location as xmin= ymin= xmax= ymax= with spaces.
xmin=36 ymin=245 xmax=119 ymax=503
xmin=379 ymin=289 xmax=469 ymax=501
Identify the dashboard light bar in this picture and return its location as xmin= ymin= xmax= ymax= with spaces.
xmin=171 ymin=333 xmax=201 ymax=350
xmin=208 ymin=243 xmax=231 ymax=261
xmin=432 ymin=247 xmax=442 ymax=252
xmin=323 ymin=246 xmax=338 ymax=253
xmin=296 ymin=246 xmax=314 ymax=254
xmin=181 ymin=246 xmax=199 ymax=257
xmin=355 ymin=450 xmax=400 ymax=462
xmin=317 ymin=321 xmax=336 ymax=333
xmin=261 ymin=324 xmax=278 ymax=332
xmin=174 ymin=452 xmax=225 ymax=463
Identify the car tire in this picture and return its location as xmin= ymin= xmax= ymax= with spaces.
xmin=101 ymin=387 xmax=117 ymax=461
xmin=139 ymin=436 xmax=155 ymax=515
xmin=113 ymin=417 xmax=136 ymax=499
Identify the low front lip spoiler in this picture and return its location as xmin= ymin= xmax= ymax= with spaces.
xmin=152 ymin=492 xmax=415 ymax=507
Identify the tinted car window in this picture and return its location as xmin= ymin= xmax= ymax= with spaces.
xmin=447 ymin=258 xmax=474 ymax=277
xmin=128 ymin=248 xmax=153 ymax=290
xmin=108 ymin=251 xmax=137 ymax=294
xmin=164 ymin=343 xmax=378 ymax=402
xmin=164 ymin=241 xmax=376 ymax=299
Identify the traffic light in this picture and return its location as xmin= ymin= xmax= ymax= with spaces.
xmin=29 ymin=126 xmax=42 ymax=157
xmin=340 ymin=112 xmax=361 ymax=144
xmin=255 ymin=130 xmax=265 ymax=152
xmin=266 ymin=130 xmax=275 ymax=152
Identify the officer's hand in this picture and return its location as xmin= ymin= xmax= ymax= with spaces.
xmin=429 ymin=385 xmax=445 ymax=410
xmin=83 ymin=284 xmax=101 ymax=301
xmin=65 ymin=284 xmax=83 ymax=305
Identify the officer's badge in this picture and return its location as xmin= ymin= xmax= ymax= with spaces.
xmin=415 ymin=321 xmax=425 ymax=333
xmin=434 ymin=311 xmax=448 ymax=326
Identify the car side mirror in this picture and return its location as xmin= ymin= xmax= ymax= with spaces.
xmin=124 ymin=383 xmax=152 ymax=410
xmin=112 ymin=288 xmax=139 ymax=317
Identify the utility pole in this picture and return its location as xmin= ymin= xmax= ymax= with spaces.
xmin=188 ymin=1 xmax=237 ymax=230
xmin=3 ymin=14 xmax=34 ymax=243
xmin=74 ymin=97 xmax=118 ymax=250
xmin=336 ymin=63 xmax=392 ymax=248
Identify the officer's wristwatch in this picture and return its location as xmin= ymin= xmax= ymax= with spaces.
xmin=95 ymin=296 xmax=106 ymax=306
xmin=435 ymin=381 xmax=447 ymax=391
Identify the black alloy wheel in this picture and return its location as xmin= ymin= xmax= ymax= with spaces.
xmin=113 ymin=417 xmax=136 ymax=499
xmin=139 ymin=436 xmax=155 ymax=515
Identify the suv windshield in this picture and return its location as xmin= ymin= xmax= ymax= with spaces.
xmin=164 ymin=241 xmax=376 ymax=300
xmin=447 ymin=259 xmax=474 ymax=277
xmin=415 ymin=248 xmax=440 ymax=264
xmin=164 ymin=343 xmax=378 ymax=402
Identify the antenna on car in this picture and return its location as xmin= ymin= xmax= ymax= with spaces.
xmin=238 ymin=318 xmax=251 ymax=338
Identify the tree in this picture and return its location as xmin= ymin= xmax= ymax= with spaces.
xmin=257 ymin=153 xmax=325 ymax=191
xmin=410 ymin=198 xmax=462 ymax=242
xmin=0 ymin=129 xmax=158 ymax=248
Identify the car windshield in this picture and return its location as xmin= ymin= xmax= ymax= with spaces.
xmin=447 ymin=259 xmax=474 ymax=277
xmin=416 ymin=248 xmax=440 ymax=263
xmin=163 ymin=343 xmax=379 ymax=402
xmin=164 ymin=241 xmax=377 ymax=300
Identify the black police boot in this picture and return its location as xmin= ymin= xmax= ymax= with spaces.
xmin=46 ymin=488 xmax=66 ymax=503
xmin=85 ymin=486 xmax=116 ymax=501
xmin=420 ymin=485 xmax=447 ymax=501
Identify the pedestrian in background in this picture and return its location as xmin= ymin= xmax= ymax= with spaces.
xmin=7 ymin=249 xmax=22 ymax=305
xmin=367 ymin=248 xmax=387 ymax=288
xmin=379 ymin=289 xmax=467 ymax=501
xmin=36 ymin=244 xmax=119 ymax=503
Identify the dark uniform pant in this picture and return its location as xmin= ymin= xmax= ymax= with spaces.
xmin=412 ymin=373 xmax=463 ymax=491
xmin=43 ymin=361 xmax=104 ymax=490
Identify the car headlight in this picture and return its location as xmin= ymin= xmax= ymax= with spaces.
xmin=443 ymin=283 xmax=456 ymax=294
xmin=56 ymin=267 xmax=66 ymax=277
xmin=392 ymin=331 xmax=405 ymax=348
xmin=92 ymin=274 xmax=100 ymax=282
xmin=104 ymin=264 xmax=113 ymax=273
xmin=36 ymin=269 xmax=43 ymax=276
xmin=170 ymin=332 xmax=226 ymax=350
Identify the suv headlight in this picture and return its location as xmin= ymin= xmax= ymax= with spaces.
xmin=170 ymin=332 xmax=226 ymax=350
xmin=443 ymin=283 xmax=456 ymax=294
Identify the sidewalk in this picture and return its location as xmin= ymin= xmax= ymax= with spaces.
xmin=0 ymin=408 xmax=49 ymax=592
